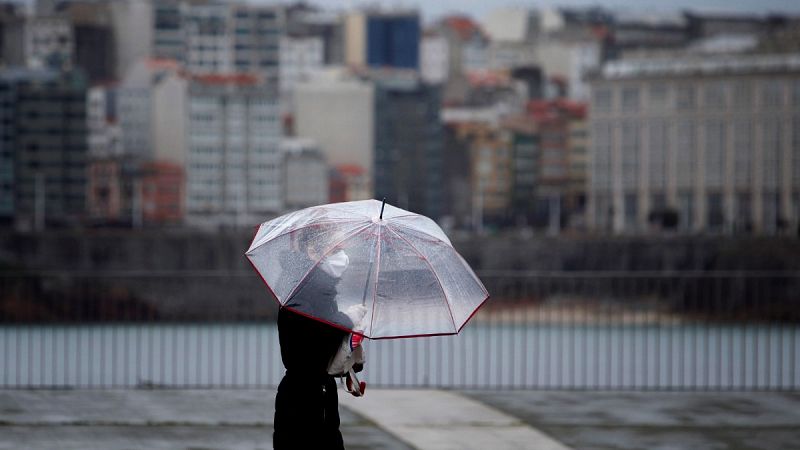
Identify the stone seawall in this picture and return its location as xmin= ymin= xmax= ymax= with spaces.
xmin=1 ymin=231 xmax=799 ymax=322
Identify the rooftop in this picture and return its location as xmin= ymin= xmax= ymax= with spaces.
xmin=599 ymin=53 xmax=800 ymax=80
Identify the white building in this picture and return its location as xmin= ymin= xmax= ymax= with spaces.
xmin=281 ymin=138 xmax=328 ymax=210
xmin=588 ymin=53 xmax=800 ymax=235
xmin=421 ymin=32 xmax=448 ymax=84
xmin=87 ymin=86 xmax=123 ymax=158
xmin=117 ymin=59 xmax=185 ymax=161
xmin=535 ymin=38 xmax=601 ymax=100
xmin=293 ymin=68 xmax=374 ymax=196
xmin=185 ymin=74 xmax=282 ymax=228
xmin=1 ymin=15 xmax=73 ymax=69
xmin=161 ymin=1 xmax=283 ymax=85
xmin=279 ymin=35 xmax=324 ymax=115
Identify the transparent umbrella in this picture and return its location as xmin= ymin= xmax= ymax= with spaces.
xmin=245 ymin=199 xmax=489 ymax=339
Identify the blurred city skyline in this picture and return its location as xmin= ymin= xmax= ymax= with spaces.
xmin=297 ymin=0 xmax=800 ymax=18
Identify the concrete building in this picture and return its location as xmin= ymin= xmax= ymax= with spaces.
xmin=279 ymin=34 xmax=323 ymax=115
xmin=329 ymin=164 xmax=371 ymax=203
xmin=373 ymin=74 xmax=444 ymax=219
xmin=345 ymin=10 xmax=420 ymax=70
xmin=117 ymin=58 xmax=186 ymax=162
xmin=154 ymin=1 xmax=282 ymax=84
xmin=87 ymin=85 xmax=122 ymax=158
xmin=534 ymin=36 xmax=602 ymax=100
xmin=281 ymin=138 xmax=328 ymax=210
xmin=293 ymin=68 xmax=374 ymax=194
xmin=481 ymin=7 xmax=538 ymax=70
xmin=451 ymin=120 xmax=513 ymax=230
xmin=0 ymin=15 xmax=73 ymax=69
xmin=285 ymin=4 xmax=344 ymax=65
xmin=59 ymin=0 xmax=152 ymax=80
xmin=0 ymin=68 xmax=88 ymax=229
xmin=422 ymin=16 xmax=490 ymax=84
xmin=420 ymin=31 xmax=448 ymax=84
xmin=523 ymin=99 xmax=588 ymax=231
xmin=503 ymin=115 xmax=539 ymax=226
xmin=185 ymin=73 xmax=282 ymax=228
xmin=588 ymin=53 xmax=800 ymax=235
xmin=141 ymin=161 xmax=184 ymax=226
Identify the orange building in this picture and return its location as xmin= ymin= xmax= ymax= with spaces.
xmin=141 ymin=161 xmax=184 ymax=226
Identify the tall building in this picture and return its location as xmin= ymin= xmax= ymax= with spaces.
xmin=373 ymin=74 xmax=444 ymax=219
xmin=185 ymin=74 xmax=282 ymax=228
xmin=421 ymin=16 xmax=490 ymax=84
xmin=345 ymin=10 xmax=420 ymax=70
xmin=0 ymin=14 xmax=73 ymax=69
xmin=527 ymin=99 xmax=588 ymax=230
xmin=0 ymin=68 xmax=88 ymax=229
xmin=293 ymin=68 xmax=374 ymax=196
xmin=117 ymin=59 xmax=185 ymax=160
xmin=279 ymin=34 xmax=323 ymax=115
xmin=588 ymin=53 xmax=800 ymax=235
xmin=155 ymin=1 xmax=283 ymax=84
xmin=503 ymin=116 xmax=539 ymax=226
xmin=285 ymin=4 xmax=344 ymax=65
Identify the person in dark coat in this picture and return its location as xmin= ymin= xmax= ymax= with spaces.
xmin=273 ymin=246 xmax=358 ymax=450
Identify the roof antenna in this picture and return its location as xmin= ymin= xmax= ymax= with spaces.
xmin=379 ymin=197 xmax=386 ymax=220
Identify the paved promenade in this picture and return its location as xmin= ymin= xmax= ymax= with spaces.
xmin=1 ymin=389 xmax=799 ymax=449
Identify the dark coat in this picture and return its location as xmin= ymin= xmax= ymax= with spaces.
xmin=273 ymin=265 xmax=352 ymax=450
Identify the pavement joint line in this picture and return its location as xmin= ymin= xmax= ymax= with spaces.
xmin=340 ymin=389 xmax=573 ymax=450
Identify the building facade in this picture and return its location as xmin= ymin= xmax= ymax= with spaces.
xmin=279 ymin=34 xmax=323 ymax=115
xmin=0 ymin=68 xmax=88 ymax=229
xmin=373 ymin=75 xmax=444 ymax=219
xmin=588 ymin=54 xmax=800 ymax=234
xmin=293 ymin=68 xmax=374 ymax=194
xmin=345 ymin=10 xmax=420 ymax=70
xmin=185 ymin=74 xmax=282 ymax=228
xmin=281 ymin=138 xmax=328 ymax=210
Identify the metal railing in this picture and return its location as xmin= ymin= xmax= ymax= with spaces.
xmin=0 ymin=271 xmax=798 ymax=390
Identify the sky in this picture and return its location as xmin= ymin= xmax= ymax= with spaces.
xmin=304 ymin=0 xmax=800 ymax=20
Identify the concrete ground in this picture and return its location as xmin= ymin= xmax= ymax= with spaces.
xmin=1 ymin=389 xmax=799 ymax=449
xmin=0 ymin=389 xmax=411 ymax=450
xmin=465 ymin=391 xmax=800 ymax=450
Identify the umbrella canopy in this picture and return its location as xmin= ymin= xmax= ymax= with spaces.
xmin=245 ymin=199 xmax=489 ymax=339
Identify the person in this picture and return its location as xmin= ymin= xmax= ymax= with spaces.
xmin=273 ymin=245 xmax=362 ymax=450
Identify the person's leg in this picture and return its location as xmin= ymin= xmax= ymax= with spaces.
xmin=323 ymin=376 xmax=345 ymax=450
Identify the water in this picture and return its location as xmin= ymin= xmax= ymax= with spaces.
xmin=1 ymin=323 xmax=798 ymax=389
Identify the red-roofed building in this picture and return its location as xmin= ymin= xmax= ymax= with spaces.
xmin=329 ymin=164 xmax=370 ymax=203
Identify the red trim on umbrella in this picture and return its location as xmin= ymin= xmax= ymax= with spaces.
xmin=457 ymin=294 xmax=491 ymax=334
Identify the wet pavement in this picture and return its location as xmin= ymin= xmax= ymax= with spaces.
xmin=1 ymin=389 xmax=799 ymax=449
xmin=0 ymin=389 xmax=411 ymax=450
xmin=465 ymin=390 xmax=800 ymax=450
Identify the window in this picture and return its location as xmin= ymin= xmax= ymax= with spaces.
xmin=621 ymin=122 xmax=639 ymax=189
xmin=676 ymin=121 xmax=695 ymax=188
xmin=762 ymin=121 xmax=781 ymax=190
xmin=648 ymin=84 xmax=669 ymax=109
xmin=760 ymin=80 xmax=783 ymax=109
xmin=703 ymin=82 xmax=726 ymax=110
xmin=648 ymin=120 xmax=668 ymax=192
xmin=734 ymin=120 xmax=753 ymax=187
xmin=621 ymin=87 xmax=640 ymax=113
xmin=676 ymin=85 xmax=696 ymax=111
xmin=591 ymin=122 xmax=612 ymax=190
xmin=592 ymin=87 xmax=612 ymax=113
xmin=704 ymin=120 xmax=725 ymax=189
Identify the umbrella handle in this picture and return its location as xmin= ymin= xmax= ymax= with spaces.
xmin=345 ymin=368 xmax=365 ymax=397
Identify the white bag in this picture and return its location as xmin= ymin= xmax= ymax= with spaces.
xmin=327 ymin=304 xmax=367 ymax=396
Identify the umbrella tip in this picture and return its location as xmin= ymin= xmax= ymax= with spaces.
xmin=380 ymin=197 xmax=386 ymax=220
